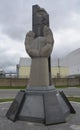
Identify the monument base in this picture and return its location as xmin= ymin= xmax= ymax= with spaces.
xmin=6 ymin=86 xmax=75 ymax=125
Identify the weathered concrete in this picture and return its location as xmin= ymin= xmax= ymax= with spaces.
xmin=6 ymin=86 xmax=74 ymax=125
xmin=6 ymin=90 xmax=25 ymax=121
xmin=0 ymin=102 xmax=80 ymax=130
xmin=29 ymin=58 xmax=49 ymax=86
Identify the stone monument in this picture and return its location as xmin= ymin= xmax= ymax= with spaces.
xmin=6 ymin=5 xmax=75 ymax=125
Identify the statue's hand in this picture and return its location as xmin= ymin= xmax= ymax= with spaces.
xmin=25 ymin=31 xmax=40 ymax=57
xmin=25 ymin=26 xmax=54 ymax=57
xmin=40 ymin=26 xmax=54 ymax=57
xmin=25 ymin=31 xmax=35 ymax=52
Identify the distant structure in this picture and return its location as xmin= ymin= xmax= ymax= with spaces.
xmin=61 ymin=48 xmax=80 ymax=77
xmin=0 ymin=69 xmax=5 ymax=77
xmin=17 ymin=57 xmax=31 ymax=78
xmin=17 ymin=57 xmax=69 ymax=78
xmin=17 ymin=48 xmax=80 ymax=78
xmin=5 ymin=72 xmax=17 ymax=78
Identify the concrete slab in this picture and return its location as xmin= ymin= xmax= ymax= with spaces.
xmin=6 ymin=90 xmax=25 ymax=121
xmin=44 ymin=91 xmax=66 ymax=124
xmin=19 ymin=94 xmax=44 ymax=122
xmin=6 ymin=87 xmax=76 ymax=125
xmin=0 ymin=102 xmax=80 ymax=130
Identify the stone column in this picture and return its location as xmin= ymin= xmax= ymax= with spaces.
xmin=29 ymin=57 xmax=49 ymax=86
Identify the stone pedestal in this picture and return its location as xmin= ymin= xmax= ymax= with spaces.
xmin=6 ymin=86 xmax=75 ymax=125
xmin=17 ymin=86 xmax=75 ymax=125
xmin=29 ymin=57 xmax=49 ymax=86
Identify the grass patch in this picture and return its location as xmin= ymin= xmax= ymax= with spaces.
xmin=55 ymin=85 xmax=68 ymax=88
xmin=55 ymin=85 xmax=80 ymax=88
xmin=0 ymin=86 xmax=26 ymax=89
xmin=0 ymin=86 xmax=80 ymax=89
xmin=0 ymin=98 xmax=14 ymax=103
xmin=68 ymin=97 xmax=80 ymax=102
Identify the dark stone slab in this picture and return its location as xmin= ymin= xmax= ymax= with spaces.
xmin=32 ymin=5 xmax=49 ymax=37
xmin=43 ymin=91 xmax=65 ymax=125
xmin=6 ymin=90 xmax=25 ymax=121
xmin=57 ymin=93 xmax=70 ymax=117
xmin=59 ymin=91 xmax=76 ymax=113
xmin=18 ymin=94 xmax=44 ymax=123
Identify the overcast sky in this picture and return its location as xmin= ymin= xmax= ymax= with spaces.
xmin=0 ymin=0 xmax=80 ymax=72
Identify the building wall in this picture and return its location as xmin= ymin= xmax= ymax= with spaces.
xmin=69 ymin=65 xmax=80 ymax=76
xmin=19 ymin=66 xmax=30 ymax=78
xmin=51 ymin=66 xmax=69 ymax=78
xmin=18 ymin=66 xmax=69 ymax=78
xmin=0 ymin=78 xmax=80 ymax=87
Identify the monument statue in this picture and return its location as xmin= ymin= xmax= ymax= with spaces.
xmin=25 ymin=25 xmax=54 ymax=86
xmin=24 ymin=5 xmax=54 ymax=87
xmin=25 ymin=25 xmax=53 ymax=58
xmin=6 ymin=5 xmax=75 ymax=125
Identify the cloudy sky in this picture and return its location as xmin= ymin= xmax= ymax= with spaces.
xmin=0 ymin=0 xmax=80 ymax=72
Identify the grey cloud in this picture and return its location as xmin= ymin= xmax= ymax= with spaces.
xmin=0 ymin=0 xmax=80 ymax=72
xmin=0 ymin=51 xmax=20 ymax=72
xmin=48 ymin=0 xmax=80 ymax=30
xmin=0 ymin=0 xmax=80 ymax=41
xmin=0 ymin=0 xmax=32 ymax=41
xmin=2 ymin=25 xmax=26 ymax=41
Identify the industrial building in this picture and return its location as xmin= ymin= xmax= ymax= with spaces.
xmin=17 ymin=48 xmax=80 ymax=78
xmin=17 ymin=57 xmax=69 ymax=78
xmin=61 ymin=48 xmax=80 ymax=77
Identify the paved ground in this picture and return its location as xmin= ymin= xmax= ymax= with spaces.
xmin=0 ymin=102 xmax=80 ymax=130
xmin=58 ymin=87 xmax=80 ymax=97
xmin=0 ymin=87 xmax=80 ymax=99
xmin=0 ymin=89 xmax=20 ymax=99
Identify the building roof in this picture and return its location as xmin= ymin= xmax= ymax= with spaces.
xmin=61 ymin=48 xmax=80 ymax=67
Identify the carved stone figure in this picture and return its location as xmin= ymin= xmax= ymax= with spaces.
xmin=25 ymin=26 xmax=54 ymax=57
xmin=24 ymin=25 xmax=54 ymax=86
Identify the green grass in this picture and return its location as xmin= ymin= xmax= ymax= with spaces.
xmin=0 ymin=86 xmax=26 ymax=89
xmin=67 ymin=97 xmax=80 ymax=102
xmin=0 ymin=98 xmax=14 ymax=103
xmin=55 ymin=85 xmax=80 ymax=88
xmin=0 ymin=85 xmax=80 ymax=89
xmin=55 ymin=85 xmax=68 ymax=88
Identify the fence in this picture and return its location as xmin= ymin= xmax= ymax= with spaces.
xmin=0 ymin=78 xmax=28 ymax=87
xmin=0 ymin=77 xmax=80 ymax=87
xmin=52 ymin=78 xmax=80 ymax=86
